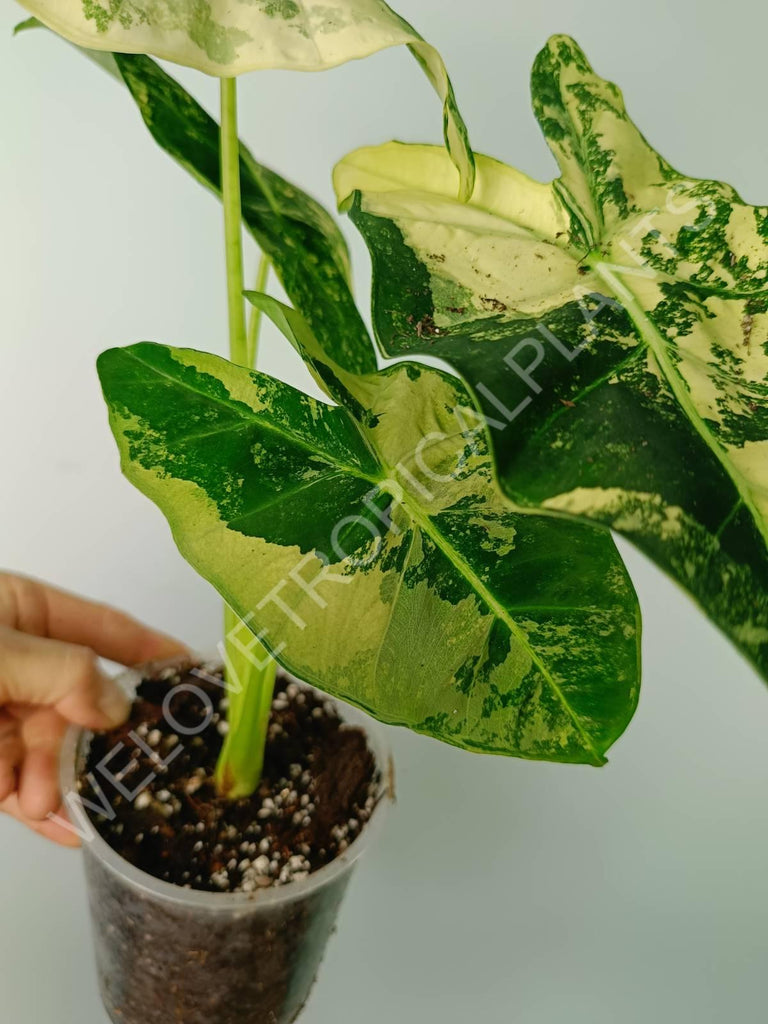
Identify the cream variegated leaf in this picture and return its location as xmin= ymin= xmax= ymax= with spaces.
xmin=333 ymin=35 xmax=768 ymax=679
xmin=97 ymin=301 xmax=640 ymax=763
xmin=16 ymin=1 xmax=474 ymax=198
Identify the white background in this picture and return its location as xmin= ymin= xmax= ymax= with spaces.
xmin=1 ymin=1 xmax=767 ymax=1021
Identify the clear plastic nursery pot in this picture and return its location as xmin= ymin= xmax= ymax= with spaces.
xmin=59 ymin=660 xmax=393 ymax=1024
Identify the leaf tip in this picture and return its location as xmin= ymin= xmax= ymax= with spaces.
xmin=531 ymin=34 xmax=596 ymax=95
xmin=13 ymin=16 xmax=42 ymax=37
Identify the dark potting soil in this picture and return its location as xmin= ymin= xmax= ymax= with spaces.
xmin=78 ymin=662 xmax=380 ymax=893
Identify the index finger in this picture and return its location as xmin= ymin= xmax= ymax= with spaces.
xmin=0 ymin=574 xmax=187 ymax=667
xmin=0 ymin=793 xmax=81 ymax=848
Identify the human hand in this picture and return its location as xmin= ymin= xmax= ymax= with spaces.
xmin=0 ymin=573 xmax=186 ymax=846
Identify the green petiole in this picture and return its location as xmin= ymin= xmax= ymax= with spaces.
xmin=216 ymin=76 xmax=277 ymax=799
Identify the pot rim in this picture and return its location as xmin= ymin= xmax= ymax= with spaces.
xmin=59 ymin=654 xmax=394 ymax=912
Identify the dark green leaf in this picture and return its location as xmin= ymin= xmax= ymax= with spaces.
xmin=113 ymin=53 xmax=378 ymax=377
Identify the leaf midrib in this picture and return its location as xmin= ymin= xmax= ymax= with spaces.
xmin=118 ymin=347 xmax=378 ymax=484
xmin=591 ymin=263 xmax=768 ymax=549
xmin=227 ymin=470 xmax=352 ymax=529
xmin=395 ymin=491 xmax=605 ymax=763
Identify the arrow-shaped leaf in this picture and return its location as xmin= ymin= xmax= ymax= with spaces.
xmin=334 ymin=34 xmax=768 ymax=680
xmin=97 ymin=308 xmax=640 ymax=763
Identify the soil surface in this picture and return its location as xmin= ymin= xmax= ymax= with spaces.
xmin=78 ymin=661 xmax=380 ymax=892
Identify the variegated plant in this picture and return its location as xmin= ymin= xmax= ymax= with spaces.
xmin=16 ymin=0 xmax=472 ymax=795
xmin=18 ymin=19 xmax=643 ymax=784
xmin=334 ymin=35 xmax=768 ymax=682
xmin=18 ymin=22 xmax=642 ymax=768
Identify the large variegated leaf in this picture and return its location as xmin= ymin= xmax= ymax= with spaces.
xmin=97 ymin=306 xmax=641 ymax=763
xmin=333 ymin=35 xmax=768 ymax=680
xmin=16 ymin=0 xmax=474 ymax=199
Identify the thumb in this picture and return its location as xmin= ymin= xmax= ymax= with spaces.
xmin=0 ymin=626 xmax=129 ymax=729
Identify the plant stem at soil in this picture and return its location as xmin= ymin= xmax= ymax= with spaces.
xmin=217 ymin=76 xmax=277 ymax=799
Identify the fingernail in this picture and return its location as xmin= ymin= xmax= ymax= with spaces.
xmin=97 ymin=676 xmax=130 ymax=726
